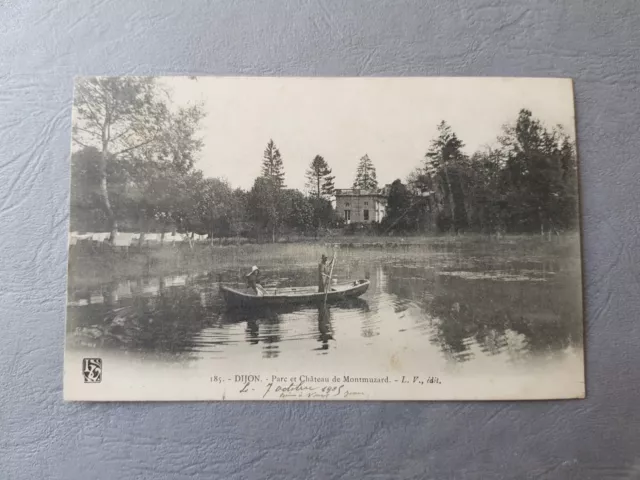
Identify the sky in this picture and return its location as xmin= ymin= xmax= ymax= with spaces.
xmin=162 ymin=76 xmax=576 ymax=192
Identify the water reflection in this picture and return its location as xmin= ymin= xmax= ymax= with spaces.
xmin=317 ymin=305 xmax=333 ymax=350
xmin=212 ymin=299 xmax=367 ymax=358
xmin=67 ymin=252 xmax=583 ymax=367
xmin=384 ymin=263 xmax=583 ymax=363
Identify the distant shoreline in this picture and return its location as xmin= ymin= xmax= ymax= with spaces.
xmin=69 ymin=230 xmax=580 ymax=247
xmin=67 ymin=232 xmax=581 ymax=291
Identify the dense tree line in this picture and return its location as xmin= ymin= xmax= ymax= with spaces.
xmin=383 ymin=110 xmax=579 ymax=235
xmin=71 ymin=77 xmax=579 ymax=241
xmin=71 ymin=141 xmax=339 ymax=241
xmin=70 ymin=78 xmax=339 ymax=241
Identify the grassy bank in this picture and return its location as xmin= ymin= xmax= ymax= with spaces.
xmin=67 ymin=233 xmax=582 ymax=289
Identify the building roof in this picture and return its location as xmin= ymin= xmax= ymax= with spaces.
xmin=334 ymin=187 xmax=389 ymax=197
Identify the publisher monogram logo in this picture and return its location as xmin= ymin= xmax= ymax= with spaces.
xmin=82 ymin=358 xmax=102 ymax=383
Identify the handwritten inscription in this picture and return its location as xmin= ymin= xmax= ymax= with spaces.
xmin=209 ymin=374 xmax=442 ymax=399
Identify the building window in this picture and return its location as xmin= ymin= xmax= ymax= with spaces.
xmin=364 ymin=202 xmax=368 ymax=206
xmin=345 ymin=202 xmax=350 ymax=207
xmin=363 ymin=210 xmax=369 ymax=221
xmin=344 ymin=210 xmax=351 ymax=221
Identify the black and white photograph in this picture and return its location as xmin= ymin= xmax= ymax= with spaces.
xmin=64 ymin=76 xmax=584 ymax=401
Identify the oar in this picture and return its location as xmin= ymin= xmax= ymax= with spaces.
xmin=323 ymin=250 xmax=337 ymax=306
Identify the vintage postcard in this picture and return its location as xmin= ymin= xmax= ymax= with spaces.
xmin=64 ymin=76 xmax=584 ymax=401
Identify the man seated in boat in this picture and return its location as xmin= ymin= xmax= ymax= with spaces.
xmin=246 ymin=266 xmax=266 ymax=296
xmin=318 ymin=254 xmax=334 ymax=293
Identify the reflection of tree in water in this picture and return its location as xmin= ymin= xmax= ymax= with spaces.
xmin=234 ymin=303 xmax=345 ymax=355
xmin=360 ymin=268 xmax=379 ymax=339
xmin=260 ymin=313 xmax=281 ymax=359
xmin=68 ymin=279 xmax=213 ymax=356
xmin=383 ymin=264 xmax=436 ymax=317
xmin=317 ymin=305 xmax=333 ymax=350
xmin=430 ymin=276 xmax=582 ymax=362
xmin=384 ymin=265 xmax=435 ymax=301
xmin=246 ymin=318 xmax=260 ymax=345
xmin=384 ymin=264 xmax=582 ymax=363
xmin=225 ymin=308 xmax=282 ymax=359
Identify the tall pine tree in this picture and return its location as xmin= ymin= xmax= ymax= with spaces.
xmin=305 ymin=155 xmax=335 ymax=198
xmin=425 ymin=121 xmax=468 ymax=233
xmin=262 ymin=139 xmax=285 ymax=189
xmin=352 ymin=154 xmax=378 ymax=190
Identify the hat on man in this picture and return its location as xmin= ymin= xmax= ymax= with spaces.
xmin=246 ymin=265 xmax=259 ymax=276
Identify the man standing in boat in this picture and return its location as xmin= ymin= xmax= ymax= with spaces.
xmin=318 ymin=254 xmax=334 ymax=293
xmin=246 ymin=266 xmax=266 ymax=296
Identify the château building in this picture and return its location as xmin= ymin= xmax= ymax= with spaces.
xmin=334 ymin=186 xmax=390 ymax=224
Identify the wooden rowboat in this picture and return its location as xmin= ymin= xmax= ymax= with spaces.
xmin=220 ymin=279 xmax=370 ymax=309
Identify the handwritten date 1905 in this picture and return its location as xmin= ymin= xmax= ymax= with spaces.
xmin=257 ymin=380 xmax=358 ymax=399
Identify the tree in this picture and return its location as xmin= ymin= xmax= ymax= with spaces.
xmin=70 ymin=147 xmax=110 ymax=231
xmin=70 ymin=146 xmax=140 ymax=232
xmin=309 ymin=197 xmax=335 ymax=236
xmin=72 ymin=77 xmax=204 ymax=240
xmin=279 ymin=189 xmax=314 ymax=235
xmin=406 ymin=167 xmax=438 ymax=232
xmin=382 ymin=179 xmax=422 ymax=233
xmin=190 ymin=177 xmax=247 ymax=239
xmin=262 ymin=139 xmax=286 ymax=189
xmin=498 ymin=109 xmax=577 ymax=234
xmin=555 ymin=133 xmax=579 ymax=229
xmin=226 ymin=188 xmax=251 ymax=238
xmin=251 ymin=140 xmax=287 ymax=241
xmin=303 ymin=155 xmax=336 ymax=235
xmin=305 ymin=155 xmax=335 ymax=199
xmin=247 ymin=176 xmax=281 ymax=242
xmin=465 ymin=147 xmax=505 ymax=233
xmin=124 ymin=138 xmax=205 ymax=240
xmin=425 ymin=121 xmax=468 ymax=233
xmin=352 ymin=154 xmax=378 ymax=190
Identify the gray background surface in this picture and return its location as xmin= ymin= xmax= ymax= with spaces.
xmin=1 ymin=1 xmax=639 ymax=478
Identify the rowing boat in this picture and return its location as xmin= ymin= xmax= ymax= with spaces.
xmin=220 ymin=279 xmax=370 ymax=309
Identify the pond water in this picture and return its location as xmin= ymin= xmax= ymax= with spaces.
xmin=66 ymin=242 xmax=584 ymax=376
